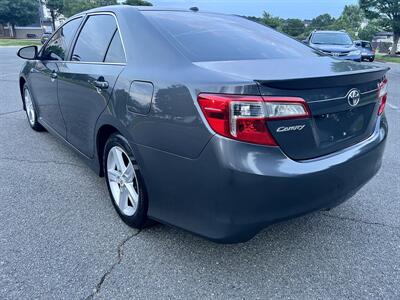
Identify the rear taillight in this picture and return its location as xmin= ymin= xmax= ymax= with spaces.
xmin=378 ymin=78 xmax=388 ymax=116
xmin=198 ymin=94 xmax=311 ymax=146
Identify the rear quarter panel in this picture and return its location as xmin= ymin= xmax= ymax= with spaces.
xmin=105 ymin=8 xmax=261 ymax=159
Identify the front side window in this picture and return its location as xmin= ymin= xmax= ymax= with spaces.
xmin=104 ymin=30 xmax=125 ymax=63
xmin=72 ymin=15 xmax=117 ymax=62
xmin=42 ymin=17 xmax=82 ymax=61
xmin=311 ymin=32 xmax=353 ymax=45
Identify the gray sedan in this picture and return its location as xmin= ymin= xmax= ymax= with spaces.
xmin=17 ymin=6 xmax=389 ymax=243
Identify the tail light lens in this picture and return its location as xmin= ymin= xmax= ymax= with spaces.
xmin=377 ymin=78 xmax=388 ymax=116
xmin=198 ymin=94 xmax=311 ymax=146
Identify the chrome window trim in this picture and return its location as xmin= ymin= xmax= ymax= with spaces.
xmin=307 ymin=88 xmax=378 ymax=104
xmin=60 ymin=61 xmax=126 ymax=66
xmin=39 ymin=15 xmax=84 ymax=57
xmin=41 ymin=11 xmax=127 ymax=66
xmin=75 ymin=11 xmax=127 ymax=64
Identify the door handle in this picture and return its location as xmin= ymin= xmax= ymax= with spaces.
xmin=50 ymin=71 xmax=57 ymax=80
xmin=94 ymin=79 xmax=109 ymax=89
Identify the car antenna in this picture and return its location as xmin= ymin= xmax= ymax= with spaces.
xmin=190 ymin=7 xmax=199 ymax=12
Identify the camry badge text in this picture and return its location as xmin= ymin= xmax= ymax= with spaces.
xmin=277 ymin=125 xmax=306 ymax=133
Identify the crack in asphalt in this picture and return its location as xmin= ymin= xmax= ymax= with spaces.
xmin=0 ymin=110 xmax=23 ymax=116
xmin=82 ymin=212 xmax=399 ymax=300
xmin=85 ymin=230 xmax=141 ymax=300
xmin=0 ymin=157 xmax=86 ymax=169
xmin=322 ymin=212 xmax=399 ymax=230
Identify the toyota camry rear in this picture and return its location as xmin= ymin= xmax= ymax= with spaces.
xmin=18 ymin=7 xmax=389 ymax=243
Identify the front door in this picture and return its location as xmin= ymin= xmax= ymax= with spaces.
xmin=32 ymin=16 xmax=83 ymax=137
xmin=29 ymin=60 xmax=61 ymax=134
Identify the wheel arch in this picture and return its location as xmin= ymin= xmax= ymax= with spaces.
xmin=19 ymin=76 xmax=27 ymax=110
xmin=96 ymin=124 xmax=120 ymax=177
xmin=95 ymin=115 xmax=138 ymax=177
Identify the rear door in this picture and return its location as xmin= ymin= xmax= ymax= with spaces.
xmin=57 ymin=14 xmax=125 ymax=157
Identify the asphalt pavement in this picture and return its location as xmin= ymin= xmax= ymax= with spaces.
xmin=0 ymin=47 xmax=399 ymax=299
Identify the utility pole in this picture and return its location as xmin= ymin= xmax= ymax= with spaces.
xmin=38 ymin=0 xmax=43 ymax=32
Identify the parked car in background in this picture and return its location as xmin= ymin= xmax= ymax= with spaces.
xmin=304 ymin=30 xmax=362 ymax=62
xmin=17 ymin=6 xmax=389 ymax=243
xmin=355 ymin=40 xmax=375 ymax=62
xmin=40 ymin=27 xmax=53 ymax=44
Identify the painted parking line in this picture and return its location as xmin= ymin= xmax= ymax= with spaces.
xmin=0 ymin=73 xmax=19 ymax=78
xmin=387 ymin=103 xmax=399 ymax=110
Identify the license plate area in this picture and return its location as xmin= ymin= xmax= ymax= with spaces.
xmin=314 ymin=103 xmax=375 ymax=147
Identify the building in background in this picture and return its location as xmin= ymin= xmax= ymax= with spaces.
xmin=0 ymin=0 xmax=64 ymax=39
xmin=373 ymin=31 xmax=396 ymax=43
xmin=372 ymin=32 xmax=399 ymax=53
xmin=0 ymin=24 xmax=10 ymax=37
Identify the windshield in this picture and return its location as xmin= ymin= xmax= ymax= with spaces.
xmin=144 ymin=11 xmax=320 ymax=62
xmin=311 ymin=32 xmax=353 ymax=45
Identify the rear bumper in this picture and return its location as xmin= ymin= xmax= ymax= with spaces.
xmin=362 ymin=54 xmax=375 ymax=60
xmin=140 ymin=117 xmax=387 ymax=243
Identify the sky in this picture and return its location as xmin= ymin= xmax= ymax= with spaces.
xmin=148 ymin=0 xmax=359 ymax=19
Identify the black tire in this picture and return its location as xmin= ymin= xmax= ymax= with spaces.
xmin=369 ymin=58 xmax=374 ymax=62
xmin=22 ymin=85 xmax=45 ymax=131
xmin=104 ymin=133 xmax=148 ymax=228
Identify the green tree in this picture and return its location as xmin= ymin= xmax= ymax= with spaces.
xmin=0 ymin=0 xmax=39 ymax=37
xmin=63 ymin=0 xmax=91 ymax=17
xmin=358 ymin=20 xmax=381 ymax=41
xmin=96 ymin=0 xmax=119 ymax=5
xmin=124 ymin=0 xmax=153 ymax=5
xmin=360 ymin=0 xmax=400 ymax=55
xmin=46 ymin=0 xmax=64 ymax=31
xmin=63 ymin=0 xmax=117 ymax=17
xmin=309 ymin=14 xmax=336 ymax=30
xmin=244 ymin=16 xmax=263 ymax=24
xmin=281 ymin=18 xmax=305 ymax=37
xmin=334 ymin=5 xmax=364 ymax=38
xmin=261 ymin=12 xmax=284 ymax=30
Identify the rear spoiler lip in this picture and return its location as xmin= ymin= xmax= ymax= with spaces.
xmin=255 ymin=67 xmax=390 ymax=90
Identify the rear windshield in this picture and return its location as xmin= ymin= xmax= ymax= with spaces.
xmin=311 ymin=32 xmax=353 ymax=45
xmin=143 ymin=11 xmax=319 ymax=62
xmin=362 ymin=41 xmax=372 ymax=49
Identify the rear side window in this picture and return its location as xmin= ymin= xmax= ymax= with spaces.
xmin=42 ymin=17 xmax=82 ymax=61
xmin=143 ymin=11 xmax=319 ymax=62
xmin=104 ymin=30 xmax=125 ymax=63
xmin=72 ymin=14 xmax=117 ymax=62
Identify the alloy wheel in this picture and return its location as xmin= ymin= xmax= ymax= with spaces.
xmin=24 ymin=88 xmax=36 ymax=126
xmin=107 ymin=146 xmax=140 ymax=217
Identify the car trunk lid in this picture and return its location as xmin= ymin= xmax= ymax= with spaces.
xmin=257 ymin=70 xmax=388 ymax=160
xmin=195 ymin=57 xmax=389 ymax=160
xmin=260 ymin=78 xmax=384 ymax=160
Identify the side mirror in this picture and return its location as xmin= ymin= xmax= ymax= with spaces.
xmin=17 ymin=45 xmax=38 ymax=60
xmin=302 ymin=40 xmax=308 ymax=44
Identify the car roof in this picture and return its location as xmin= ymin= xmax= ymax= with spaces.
xmin=313 ymin=30 xmax=350 ymax=34
xmin=75 ymin=5 xmax=228 ymax=17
